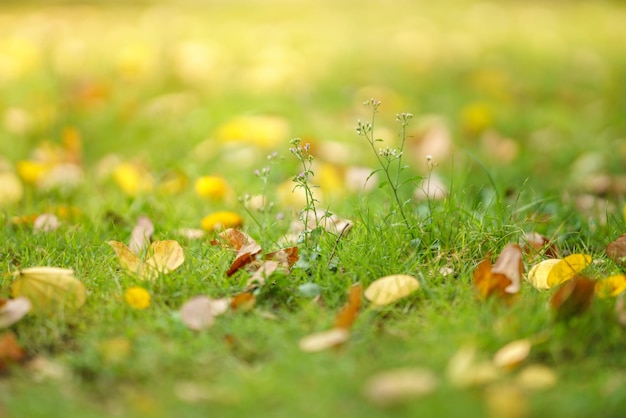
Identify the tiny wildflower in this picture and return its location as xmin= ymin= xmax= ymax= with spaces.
xmin=125 ymin=286 xmax=151 ymax=310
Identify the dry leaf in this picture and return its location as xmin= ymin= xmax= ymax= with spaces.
xmin=226 ymin=242 xmax=263 ymax=277
xmin=33 ymin=214 xmax=60 ymax=233
xmin=298 ymin=328 xmax=350 ymax=352
xmin=595 ymin=274 xmax=626 ymax=298
xmin=211 ymin=228 xmax=254 ymax=250
xmin=246 ymin=260 xmax=280 ymax=289
xmin=364 ymin=368 xmax=438 ymax=406
xmin=493 ymin=339 xmax=532 ymax=370
xmin=546 ymin=254 xmax=592 ymax=287
xmin=11 ymin=267 xmax=86 ymax=314
xmin=179 ymin=296 xmax=230 ymax=331
xmin=607 ymin=235 xmax=626 ymax=267
xmin=230 ymin=293 xmax=256 ymax=312
xmin=129 ymin=216 xmax=154 ymax=255
xmin=108 ymin=240 xmax=184 ymax=280
xmin=334 ymin=283 xmax=363 ymax=329
xmin=0 ymin=297 xmax=32 ymax=328
xmin=527 ymin=259 xmax=561 ymax=290
xmin=0 ymin=332 xmax=26 ymax=371
xmin=446 ymin=345 xmax=500 ymax=388
xmin=364 ymin=274 xmax=420 ymax=306
xmin=516 ymin=365 xmax=558 ymax=390
xmin=265 ymin=246 xmax=299 ymax=268
xmin=473 ymin=258 xmax=512 ymax=301
xmin=491 ymin=244 xmax=523 ymax=294
xmin=550 ymin=277 xmax=595 ymax=320
xmin=522 ymin=232 xmax=559 ymax=259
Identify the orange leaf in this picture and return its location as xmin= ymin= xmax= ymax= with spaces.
xmin=265 ymin=246 xmax=299 ymax=268
xmin=230 ymin=293 xmax=256 ymax=312
xmin=491 ymin=244 xmax=523 ymax=294
xmin=607 ymin=234 xmax=626 ymax=268
xmin=334 ymin=283 xmax=363 ymax=329
xmin=0 ymin=332 xmax=26 ymax=371
xmin=550 ymin=277 xmax=595 ymax=321
xmin=226 ymin=241 xmax=262 ymax=277
xmin=211 ymin=228 xmax=253 ymax=250
xmin=473 ymin=257 xmax=512 ymax=300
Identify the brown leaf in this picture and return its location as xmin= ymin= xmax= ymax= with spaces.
xmin=245 ymin=260 xmax=280 ymax=289
xmin=230 ymin=293 xmax=255 ymax=312
xmin=129 ymin=216 xmax=154 ymax=255
xmin=550 ymin=277 xmax=595 ymax=321
xmin=334 ymin=283 xmax=363 ymax=329
xmin=180 ymin=296 xmax=230 ymax=331
xmin=211 ymin=228 xmax=255 ymax=250
xmin=523 ymin=232 xmax=559 ymax=259
xmin=265 ymin=246 xmax=299 ymax=268
xmin=226 ymin=241 xmax=262 ymax=277
xmin=473 ymin=257 xmax=512 ymax=301
xmin=0 ymin=297 xmax=31 ymax=328
xmin=607 ymin=234 xmax=626 ymax=268
xmin=0 ymin=331 xmax=26 ymax=371
xmin=491 ymin=244 xmax=523 ymax=294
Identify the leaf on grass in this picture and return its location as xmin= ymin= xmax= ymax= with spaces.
xmin=226 ymin=242 xmax=262 ymax=277
xmin=523 ymin=232 xmax=559 ymax=259
xmin=364 ymin=368 xmax=439 ymax=406
xmin=606 ymin=234 xmax=626 ymax=268
xmin=298 ymin=328 xmax=350 ymax=353
xmin=108 ymin=240 xmax=184 ymax=280
xmin=211 ymin=228 xmax=255 ymax=250
xmin=334 ymin=283 xmax=363 ymax=329
xmin=595 ymin=274 xmax=626 ymax=298
xmin=446 ymin=345 xmax=500 ymax=388
xmin=473 ymin=258 xmax=512 ymax=301
xmin=11 ymin=267 xmax=86 ymax=314
xmin=493 ymin=339 xmax=532 ymax=370
xmin=180 ymin=296 xmax=230 ymax=331
xmin=128 ymin=216 xmax=154 ymax=255
xmin=364 ymin=274 xmax=419 ymax=306
xmin=246 ymin=260 xmax=280 ymax=289
xmin=516 ymin=365 xmax=557 ymax=390
xmin=527 ymin=259 xmax=561 ymax=290
xmin=491 ymin=244 xmax=523 ymax=294
xmin=230 ymin=293 xmax=255 ymax=312
xmin=546 ymin=254 xmax=592 ymax=288
xmin=550 ymin=277 xmax=595 ymax=321
xmin=0 ymin=297 xmax=32 ymax=328
xmin=265 ymin=246 xmax=299 ymax=268
xmin=0 ymin=332 xmax=26 ymax=371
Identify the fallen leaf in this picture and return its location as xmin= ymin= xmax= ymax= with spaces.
xmin=226 ymin=241 xmax=262 ymax=277
xmin=527 ymin=259 xmax=561 ymax=290
xmin=129 ymin=216 xmax=154 ymax=255
xmin=491 ymin=244 xmax=523 ymax=294
xmin=11 ymin=267 xmax=86 ymax=314
xmin=265 ymin=246 xmax=299 ymax=268
xmin=230 ymin=293 xmax=255 ymax=312
xmin=546 ymin=254 xmax=592 ymax=287
xmin=364 ymin=368 xmax=438 ymax=406
xmin=0 ymin=332 xmax=26 ymax=371
xmin=180 ymin=296 xmax=230 ymax=331
xmin=26 ymin=356 xmax=67 ymax=382
xmin=33 ymin=214 xmax=60 ymax=233
xmin=298 ymin=328 xmax=350 ymax=352
xmin=473 ymin=258 xmax=512 ymax=300
xmin=606 ymin=234 xmax=626 ymax=267
xmin=550 ymin=277 xmax=595 ymax=321
xmin=108 ymin=240 xmax=184 ymax=280
xmin=595 ymin=274 xmax=626 ymax=298
xmin=364 ymin=274 xmax=420 ymax=306
xmin=0 ymin=297 xmax=32 ymax=328
xmin=211 ymin=228 xmax=255 ymax=250
xmin=246 ymin=260 xmax=280 ymax=288
xmin=334 ymin=283 xmax=363 ymax=329
xmin=446 ymin=345 xmax=500 ymax=388
xmin=493 ymin=339 xmax=532 ymax=370
xmin=516 ymin=365 xmax=558 ymax=390
xmin=522 ymin=232 xmax=559 ymax=259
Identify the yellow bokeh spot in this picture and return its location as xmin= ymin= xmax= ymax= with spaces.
xmin=214 ymin=115 xmax=290 ymax=148
xmin=317 ymin=162 xmax=344 ymax=200
xmin=461 ymin=102 xmax=493 ymax=136
xmin=194 ymin=175 xmax=229 ymax=200
xmin=16 ymin=160 xmax=49 ymax=185
xmin=112 ymin=163 xmax=154 ymax=196
xmin=595 ymin=274 xmax=626 ymax=298
xmin=124 ymin=286 xmax=151 ymax=310
xmin=200 ymin=211 xmax=243 ymax=231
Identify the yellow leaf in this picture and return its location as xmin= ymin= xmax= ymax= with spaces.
xmin=112 ymin=162 xmax=153 ymax=196
xmin=493 ymin=339 xmax=532 ymax=370
xmin=11 ymin=267 xmax=86 ymax=314
xmin=0 ymin=171 xmax=23 ymax=207
xmin=364 ymin=274 xmax=420 ymax=306
xmin=108 ymin=240 xmax=184 ymax=280
xmin=16 ymin=160 xmax=48 ymax=185
xmin=527 ymin=259 xmax=561 ymax=289
xmin=124 ymin=287 xmax=151 ymax=310
xmin=595 ymin=274 xmax=626 ymax=298
xmin=298 ymin=328 xmax=350 ymax=352
xmin=546 ymin=254 xmax=592 ymax=287
xmin=516 ymin=365 xmax=558 ymax=390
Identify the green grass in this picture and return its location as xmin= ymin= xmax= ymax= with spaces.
xmin=2 ymin=0 xmax=626 ymax=417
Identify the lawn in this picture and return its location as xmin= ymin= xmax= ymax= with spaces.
xmin=1 ymin=0 xmax=626 ymax=417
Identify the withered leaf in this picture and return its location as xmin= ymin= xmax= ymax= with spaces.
xmin=491 ymin=244 xmax=523 ymax=294
xmin=0 ymin=331 xmax=26 ymax=371
xmin=473 ymin=258 xmax=512 ymax=301
xmin=265 ymin=246 xmax=299 ymax=268
xmin=230 ymin=293 xmax=255 ymax=312
xmin=550 ymin=277 xmax=595 ymax=321
xmin=607 ymin=234 xmax=626 ymax=268
xmin=334 ymin=283 xmax=363 ymax=329
xmin=128 ymin=216 xmax=154 ymax=255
